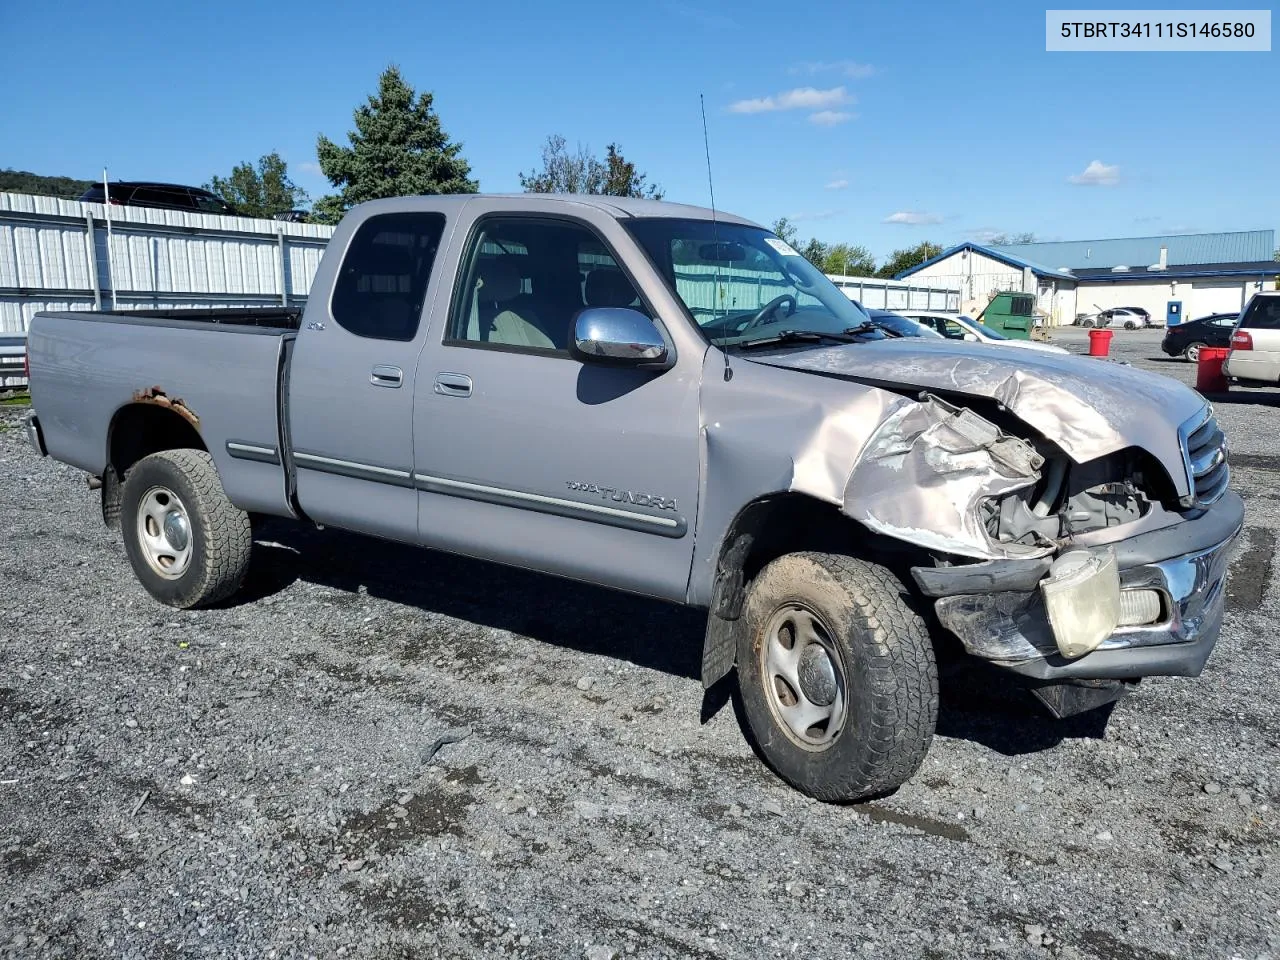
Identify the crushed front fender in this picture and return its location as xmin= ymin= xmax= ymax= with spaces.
xmin=844 ymin=394 xmax=1052 ymax=560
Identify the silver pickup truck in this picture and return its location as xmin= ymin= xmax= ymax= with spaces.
xmin=24 ymin=195 xmax=1242 ymax=801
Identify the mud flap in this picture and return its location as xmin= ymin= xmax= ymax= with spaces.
xmin=701 ymin=613 xmax=738 ymax=689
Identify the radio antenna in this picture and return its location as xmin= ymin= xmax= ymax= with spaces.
xmin=700 ymin=94 xmax=732 ymax=381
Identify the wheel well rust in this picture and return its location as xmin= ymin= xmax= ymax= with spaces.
xmin=105 ymin=401 xmax=208 ymax=520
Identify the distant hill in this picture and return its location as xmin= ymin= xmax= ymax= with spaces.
xmin=0 ymin=169 xmax=94 ymax=199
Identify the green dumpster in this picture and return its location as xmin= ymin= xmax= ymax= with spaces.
xmin=981 ymin=292 xmax=1035 ymax=339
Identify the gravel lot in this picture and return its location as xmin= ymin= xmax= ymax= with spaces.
xmin=2 ymin=328 xmax=1278 ymax=959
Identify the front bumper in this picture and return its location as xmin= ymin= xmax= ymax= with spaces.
xmin=924 ymin=491 xmax=1244 ymax=681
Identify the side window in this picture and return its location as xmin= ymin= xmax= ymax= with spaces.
xmin=448 ymin=218 xmax=642 ymax=353
xmin=943 ymin=320 xmax=967 ymax=338
xmin=330 ymin=212 xmax=445 ymax=342
xmin=192 ymin=191 xmax=233 ymax=215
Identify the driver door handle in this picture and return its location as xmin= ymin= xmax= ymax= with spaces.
xmin=434 ymin=372 xmax=473 ymax=398
xmin=370 ymin=365 xmax=403 ymax=388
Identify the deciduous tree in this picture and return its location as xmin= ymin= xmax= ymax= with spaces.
xmin=519 ymin=135 xmax=662 ymax=198
xmin=206 ymin=152 xmax=307 ymax=219
xmin=876 ymin=242 xmax=943 ymax=279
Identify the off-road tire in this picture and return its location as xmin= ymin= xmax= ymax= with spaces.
xmin=1183 ymin=341 xmax=1206 ymax=362
xmin=121 ymin=449 xmax=252 ymax=609
xmin=735 ymin=552 xmax=938 ymax=802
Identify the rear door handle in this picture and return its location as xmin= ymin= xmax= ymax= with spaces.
xmin=434 ymin=372 xmax=473 ymax=398
xmin=371 ymin=365 xmax=403 ymax=388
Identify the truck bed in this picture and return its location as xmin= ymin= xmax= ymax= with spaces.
xmin=28 ymin=309 xmax=295 ymax=518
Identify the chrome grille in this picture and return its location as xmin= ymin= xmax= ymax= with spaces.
xmin=1180 ymin=409 xmax=1229 ymax=506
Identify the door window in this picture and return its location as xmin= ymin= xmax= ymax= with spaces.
xmin=448 ymin=218 xmax=642 ymax=353
xmin=330 ymin=212 xmax=446 ymax=341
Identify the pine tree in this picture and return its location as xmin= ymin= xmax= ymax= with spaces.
xmin=313 ymin=66 xmax=477 ymax=223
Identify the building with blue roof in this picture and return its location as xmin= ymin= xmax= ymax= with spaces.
xmin=896 ymin=230 xmax=1277 ymax=326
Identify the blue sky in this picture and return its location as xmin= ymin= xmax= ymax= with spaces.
xmin=1 ymin=0 xmax=1276 ymax=260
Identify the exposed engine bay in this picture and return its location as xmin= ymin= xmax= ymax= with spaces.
xmin=844 ymin=393 xmax=1162 ymax=562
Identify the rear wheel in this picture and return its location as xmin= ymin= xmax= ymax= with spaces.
xmin=1123 ymin=320 xmax=1138 ymax=330
xmin=734 ymin=552 xmax=938 ymax=802
xmin=1183 ymin=341 xmax=1206 ymax=362
xmin=121 ymin=449 xmax=251 ymax=608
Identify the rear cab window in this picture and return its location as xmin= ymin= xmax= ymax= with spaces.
xmin=329 ymin=212 xmax=446 ymax=341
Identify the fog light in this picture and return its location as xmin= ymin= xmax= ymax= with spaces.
xmin=1118 ymin=589 xmax=1163 ymax=626
xmin=1040 ymin=548 xmax=1120 ymax=659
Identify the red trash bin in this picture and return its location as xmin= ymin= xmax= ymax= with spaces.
xmin=1087 ymin=329 xmax=1113 ymax=357
xmin=1195 ymin=346 xmax=1230 ymax=393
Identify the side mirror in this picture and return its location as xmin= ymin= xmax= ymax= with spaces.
xmin=963 ymin=332 xmax=979 ymax=342
xmin=571 ymin=308 xmax=669 ymax=367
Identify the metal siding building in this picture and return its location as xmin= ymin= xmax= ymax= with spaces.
xmin=899 ymin=231 xmax=1278 ymax=326
xmin=896 ymin=244 xmax=1078 ymax=325
xmin=991 ymin=230 xmax=1274 ymax=270
xmin=0 ymin=192 xmax=335 ymax=334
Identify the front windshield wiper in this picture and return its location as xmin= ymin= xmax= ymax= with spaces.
xmin=849 ymin=320 xmax=903 ymax=338
xmin=733 ymin=328 xmax=865 ymax=350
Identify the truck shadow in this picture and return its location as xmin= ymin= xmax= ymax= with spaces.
xmin=242 ymin=518 xmax=706 ymax=681
xmin=240 ymin=519 xmax=1111 ymax=757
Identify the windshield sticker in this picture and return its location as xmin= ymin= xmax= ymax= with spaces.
xmin=764 ymin=237 xmax=801 ymax=257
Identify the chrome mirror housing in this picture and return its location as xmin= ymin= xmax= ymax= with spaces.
xmin=571 ymin=308 xmax=669 ymax=367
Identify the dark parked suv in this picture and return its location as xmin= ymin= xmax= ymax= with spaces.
xmin=78 ymin=182 xmax=237 ymax=216
xmin=1161 ymin=312 xmax=1239 ymax=361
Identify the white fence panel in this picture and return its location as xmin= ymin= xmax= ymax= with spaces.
xmin=0 ymin=192 xmax=337 ymax=335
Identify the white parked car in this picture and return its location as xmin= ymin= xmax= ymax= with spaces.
xmin=1225 ymin=291 xmax=1280 ymax=386
xmin=905 ymin=312 xmax=1070 ymax=354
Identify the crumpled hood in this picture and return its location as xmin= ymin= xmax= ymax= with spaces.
xmin=748 ymin=339 xmax=1206 ymax=493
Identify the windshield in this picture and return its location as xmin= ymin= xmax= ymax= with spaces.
xmin=870 ymin=311 xmax=941 ymax=338
xmin=624 ymin=219 xmax=877 ymax=346
xmin=971 ymin=319 xmax=1009 ymax=340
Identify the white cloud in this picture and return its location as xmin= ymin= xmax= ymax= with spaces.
xmin=825 ymin=178 xmax=849 ymax=190
xmin=967 ymin=227 xmax=1004 ymax=243
xmin=729 ymin=86 xmax=850 ymax=114
xmin=790 ymin=209 xmax=839 ymax=222
xmin=809 ymin=110 xmax=853 ymax=127
xmin=791 ymin=60 xmax=875 ymax=79
xmin=1067 ymin=160 xmax=1120 ymax=186
xmin=884 ymin=210 xmax=943 ymax=225
xmin=299 ymin=162 xmax=323 ymax=175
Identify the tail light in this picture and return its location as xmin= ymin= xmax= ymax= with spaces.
xmin=1231 ymin=330 xmax=1253 ymax=350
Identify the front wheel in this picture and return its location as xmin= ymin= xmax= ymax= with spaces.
xmin=734 ymin=552 xmax=938 ymax=802
xmin=1183 ymin=341 xmax=1206 ymax=362
xmin=121 ymin=449 xmax=252 ymax=608
xmin=1123 ymin=320 xmax=1138 ymax=330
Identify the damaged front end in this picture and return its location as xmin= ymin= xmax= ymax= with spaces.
xmin=845 ymin=394 xmax=1242 ymax=683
